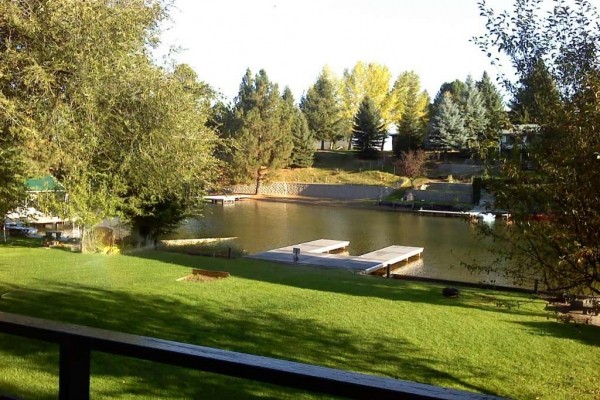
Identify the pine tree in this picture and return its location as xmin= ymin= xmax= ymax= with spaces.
xmin=392 ymin=72 xmax=430 ymax=155
xmin=341 ymin=62 xmax=394 ymax=135
xmin=477 ymin=71 xmax=509 ymax=155
xmin=462 ymin=76 xmax=488 ymax=152
xmin=290 ymin=112 xmax=315 ymax=168
xmin=228 ymin=69 xmax=293 ymax=193
xmin=510 ymin=58 xmax=563 ymax=124
xmin=428 ymin=92 xmax=466 ymax=151
xmin=352 ymin=97 xmax=387 ymax=159
xmin=300 ymin=68 xmax=345 ymax=150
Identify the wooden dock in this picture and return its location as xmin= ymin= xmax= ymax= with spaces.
xmin=204 ymin=195 xmax=251 ymax=204
xmin=249 ymin=239 xmax=423 ymax=274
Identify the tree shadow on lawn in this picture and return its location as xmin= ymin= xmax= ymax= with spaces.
xmin=134 ymin=251 xmax=546 ymax=320
xmin=511 ymin=320 xmax=600 ymax=347
xmin=0 ymin=281 xmax=500 ymax=399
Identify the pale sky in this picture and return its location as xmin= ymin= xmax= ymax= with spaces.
xmin=157 ymin=0 xmax=509 ymax=102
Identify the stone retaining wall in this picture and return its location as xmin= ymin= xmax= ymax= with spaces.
xmin=412 ymin=190 xmax=472 ymax=204
xmin=230 ymin=182 xmax=394 ymax=200
xmin=425 ymin=182 xmax=472 ymax=193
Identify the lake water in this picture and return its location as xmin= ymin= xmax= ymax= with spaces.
xmin=168 ymin=200 xmax=516 ymax=286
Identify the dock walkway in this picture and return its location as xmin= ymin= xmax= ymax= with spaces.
xmin=204 ymin=195 xmax=251 ymax=204
xmin=249 ymin=239 xmax=423 ymax=274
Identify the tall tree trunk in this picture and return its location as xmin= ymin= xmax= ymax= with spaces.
xmin=254 ymin=171 xmax=261 ymax=195
xmin=320 ymin=140 xmax=325 ymax=150
xmin=347 ymin=134 xmax=353 ymax=150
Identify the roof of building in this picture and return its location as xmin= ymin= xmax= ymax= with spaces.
xmin=25 ymin=176 xmax=64 ymax=192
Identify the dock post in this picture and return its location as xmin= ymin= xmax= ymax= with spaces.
xmin=293 ymin=247 xmax=300 ymax=263
xmin=386 ymin=264 xmax=390 ymax=278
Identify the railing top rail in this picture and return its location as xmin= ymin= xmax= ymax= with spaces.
xmin=0 ymin=312 xmax=504 ymax=400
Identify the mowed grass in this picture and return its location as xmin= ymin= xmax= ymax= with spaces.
xmin=0 ymin=245 xmax=599 ymax=399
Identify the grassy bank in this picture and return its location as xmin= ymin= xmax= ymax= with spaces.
xmin=269 ymin=150 xmax=402 ymax=186
xmin=0 ymin=245 xmax=599 ymax=399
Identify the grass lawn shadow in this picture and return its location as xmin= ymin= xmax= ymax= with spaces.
xmin=0 ymin=280 xmax=500 ymax=399
xmin=512 ymin=320 xmax=600 ymax=347
xmin=134 ymin=251 xmax=546 ymax=319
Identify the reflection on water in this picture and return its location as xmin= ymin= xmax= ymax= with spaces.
xmin=166 ymin=200 xmax=516 ymax=286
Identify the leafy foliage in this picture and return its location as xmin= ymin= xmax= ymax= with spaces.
xmin=0 ymin=1 xmax=220 ymax=250
xmin=395 ymin=150 xmax=428 ymax=186
xmin=475 ymin=0 xmax=600 ymax=294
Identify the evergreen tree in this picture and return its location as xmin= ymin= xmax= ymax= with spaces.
xmin=283 ymin=87 xmax=314 ymax=168
xmin=462 ymin=76 xmax=488 ymax=151
xmin=351 ymin=97 xmax=387 ymax=159
xmin=510 ymin=58 xmax=563 ymax=124
xmin=228 ymin=69 xmax=293 ymax=193
xmin=477 ymin=71 xmax=509 ymax=155
xmin=290 ymin=112 xmax=315 ymax=168
xmin=429 ymin=92 xmax=466 ymax=151
xmin=300 ymin=68 xmax=345 ymax=150
xmin=392 ymin=72 xmax=430 ymax=155
xmin=432 ymin=80 xmax=468 ymax=109
xmin=341 ymin=62 xmax=394 ymax=140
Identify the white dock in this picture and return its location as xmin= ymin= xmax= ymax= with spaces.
xmin=204 ymin=195 xmax=251 ymax=204
xmin=357 ymin=245 xmax=424 ymax=273
xmin=277 ymin=239 xmax=350 ymax=254
xmin=249 ymin=239 xmax=423 ymax=274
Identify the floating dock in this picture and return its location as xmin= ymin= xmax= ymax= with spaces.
xmin=204 ymin=195 xmax=251 ymax=204
xmin=249 ymin=239 xmax=423 ymax=275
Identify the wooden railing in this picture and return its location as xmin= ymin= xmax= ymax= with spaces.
xmin=0 ymin=312 xmax=503 ymax=400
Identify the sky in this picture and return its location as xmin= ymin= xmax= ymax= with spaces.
xmin=157 ymin=0 xmax=510 ymax=102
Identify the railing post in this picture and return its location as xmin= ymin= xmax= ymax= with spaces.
xmin=59 ymin=339 xmax=91 ymax=400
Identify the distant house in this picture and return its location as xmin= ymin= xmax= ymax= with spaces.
xmin=499 ymin=124 xmax=540 ymax=151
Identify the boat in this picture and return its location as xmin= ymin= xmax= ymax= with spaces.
xmin=478 ymin=213 xmax=496 ymax=223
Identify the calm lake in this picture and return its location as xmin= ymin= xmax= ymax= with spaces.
xmin=169 ymin=200 xmax=515 ymax=286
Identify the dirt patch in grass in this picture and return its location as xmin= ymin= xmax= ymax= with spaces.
xmin=177 ymin=269 xmax=230 ymax=283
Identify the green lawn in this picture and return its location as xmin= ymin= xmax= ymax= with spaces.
xmin=0 ymin=244 xmax=599 ymax=399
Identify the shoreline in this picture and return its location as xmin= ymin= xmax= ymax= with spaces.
xmin=249 ymin=194 xmax=467 ymax=217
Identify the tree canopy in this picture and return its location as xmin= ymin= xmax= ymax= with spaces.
xmin=223 ymin=69 xmax=293 ymax=193
xmin=475 ymin=0 xmax=600 ymax=294
xmin=300 ymin=67 xmax=345 ymax=150
xmin=0 ymin=0 xmax=220 ymax=249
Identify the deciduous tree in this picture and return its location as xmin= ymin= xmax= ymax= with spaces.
xmin=341 ymin=62 xmax=394 ymax=146
xmin=395 ymin=150 xmax=428 ymax=187
xmin=0 ymin=1 xmax=220 ymax=250
xmin=474 ymin=0 xmax=600 ymax=293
